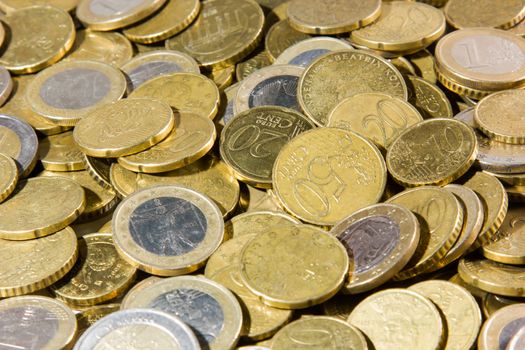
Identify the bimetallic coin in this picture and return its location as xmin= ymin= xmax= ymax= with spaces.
xmin=0 ymin=153 xmax=18 ymax=203
xmin=113 ymin=185 xmax=224 ymax=276
xmin=444 ymin=0 xmax=525 ymax=29
xmin=274 ymin=37 xmax=353 ymax=67
xmin=483 ymin=206 xmax=525 ymax=265
xmin=38 ymin=131 xmax=85 ymax=171
xmin=405 ymin=75 xmax=453 ymax=119
xmin=0 ymin=296 xmax=77 ymax=350
xmin=265 ymin=20 xmax=311 ymax=61
xmin=0 ymin=67 xmax=13 ymax=108
xmin=120 ymin=276 xmax=161 ymax=308
xmin=225 ymin=211 xmax=300 ymax=239
xmin=236 ymin=52 xmax=272 ymax=82
xmin=74 ymin=308 xmax=200 ymax=350
xmin=0 ymin=114 xmax=39 ymax=177
xmin=67 ymin=30 xmax=133 ymax=67
xmin=508 ymin=327 xmax=525 ymax=350
xmin=478 ymin=304 xmax=525 ymax=350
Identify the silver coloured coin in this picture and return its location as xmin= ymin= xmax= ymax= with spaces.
xmin=274 ymin=37 xmax=354 ymax=67
xmin=0 ymin=66 xmax=13 ymax=107
xmin=0 ymin=114 xmax=38 ymax=177
xmin=508 ymin=326 xmax=525 ymax=350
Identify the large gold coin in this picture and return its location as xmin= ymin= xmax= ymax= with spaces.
xmin=67 ymin=30 xmax=133 ymax=67
xmin=387 ymin=118 xmax=478 ymax=187
xmin=265 ymin=20 xmax=311 ymax=61
xmin=73 ymin=98 xmax=174 ymax=158
xmin=298 ymin=50 xmax=407 ymax=126
xmin=405 ymin=74 xmax=453 ymax=119
xmin=478 ymin=304 xmax=525 ymax=350
xmin=444 ymin=0 xmax=525 ymax=29
xmin=0 ymin=227 xmax=78 ymax=297
xmin=240 ymin=224 xmax=349 ymax=309
xmin=483 ymin=206 xmax=525 ymax=265
xmin=273 ymin=128 xmax=386 ymax=226
xmin=166 ymin=0 xmax=264 ymax=68
xmin=0 ymin=0 xmax=78 ymax=13
xmin=38 ymin=131 xmax=85 ymax=171
xmin=0 ymin=177 xmax=85 ymax=240
xmin=0 ymin=153 xmax=18 ymax=204
xmin=225 ymin=211 xmax=299 ymax=239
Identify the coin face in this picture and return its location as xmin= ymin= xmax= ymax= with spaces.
xmin=0 ymin=153 xmax=18 ymax=203
xmin=444 ymin=0 xmax=525 ymax=29
xmin=483 ymin=206 xmax=525 ymax=265
xmin=38 ymin=131 xmax=85 ymax=171
xmin=205 ymin=234 xmax=256 ymax=277
xmin=225 ymin=211 xmax=299 ymax=239
xmin=274 ymin=37 xmax=354 ymax=67
xmin=0 ymin=114 xmax=39 ymax=177
xmin=478 ymin=304 xmax=525 ymax=350
xmin=67 ymin=30 xmax=133 ymax=67
xmin=405 ymin=75 xmax=453 ymax=119
xmin=298 ymin=50 xmax=407 ymax=126
xmin=265 ymin=20 xmax=311 ymax=61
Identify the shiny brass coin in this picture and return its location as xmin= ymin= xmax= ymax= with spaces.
xmin=76 ymin=303 xmax=121 ymax=336
xmin=287 ymin=0 xmax=381 ymax=34
xmin=274 ymin=37 xmax=354 ymax=67
xmin=205 ymin=234 xmax=258 ymax=280
xmin=129 ymin=72 xmax=219 ymax=120
xmin=220 ymin=106 xmax=315 ymax=188
xmin=118 ymin=111 xmax=216 ymax=173
xmin=76 ymin=0 xmax=167 ymax=31
xmin=67 ymin=30 xmax=133 ymax=67
xmin=389 ymin=56 xmax=417 ymax=76
xmin=486 ymin=172 xmax=525 ymax=186
xmin=0 ymin=0 xmax=78 ymax=13
xmin=206 ymin=65 xmax=235 ymax=92
xmin=408 ymin=49 xmax=437 ymax=84
xmin=0 ymin=296 xmax=77 ymax=349
xmin=240 ymin=224 xmax=349 ymax=309
xmin=273 ymin=128 xmax=386 ymax=226
xmin=51 ymin=233 xmax=136 ymax=306
xmin=225 ymin=211 xmax=300 ymax=239
xmin=265 ymin=20 xmax=311 ymax=61
xmin=110 ymin=156 xmax=240 ymax=218
xmin=0 ymin=114 xmax=38 ymax=178
xmin=98 ymin=219 xmax=112 ymax=233
xmin=71 ymin=213 xmax=113 ymax=238
xmin=113 ymin=185 xmax=224 ymax=276
xmin=0 ymin=227 xmax=78 ymax=297
xmin=327 ymin=92 xmax=423 ymax=149
xmin=120 ymin=275 xmax=243 ymax=350
xmin=349 ymin=40 xmax=424 ymax=59
xmin=387 ymin=118 xmax=478 ymax=187
xmin=330 ymin=203 xmax=420 ymax=294
xmin=444 ymin=0 xmax=525 ymax=29
xmin=386 ymin=186 xmax=464 ymax=280
xmin=0 ymin=177 xmax=85 ymax=240
xmin=449 ymin=273 xmax=488 ymax=300
xmin=298 ymin=50 xmax=408 ymax=126
xmin=236 ymin=51 xmax=273 ymax=82
xmin=84 ymin=155 xmax=113 ymax=190
xmin=73 ymin=98 xmax=174 ymax=158
xmin=0 ymin=153 xmax=18 ymax=204
xmin=0 ymin=6 xmax=75 ymax=74
xmin=123 ymin=0 xmax=200 ymax=44
xmin=408 ymin=280 xmax=482 ymax=350
xmin=348 ymin=289 xmax=444 ymax=350
xmin=238 ymin=184 xmax=285 ymax=213
xmin=478 ymin=304 xmax=525 ymax=350
xmin=405 ymin=75 xmax=453 ymax=119
xmin=351 ymin=1 xmax=446 ymax=52
xmin=38 ymin=131 xmax=85 ymax=171
xmin=166 ymin=0 xmax=264 ymax=68
xmin=482 ymin=293 xmax=524 ymax=318
xmin=483 ymin=206 xmax=525 ymax=265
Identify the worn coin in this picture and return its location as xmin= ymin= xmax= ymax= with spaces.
xmin=265 ymin=20 xmax=311 ymax=61
xmin=0 ymin=114 xmax=39 ymax=177
xmin=483 ymin=206 xmax=525 ymax=264
xmin=405 ymin=74 xmax=453 ymax=119
xmin=38 ymin=131 xmax=85 ymax=171
xmin=274 ymin=37 xmax=353 ymax=67
xmin=238 ymin=184 xmax=284 ymax=213
xmin=444 ymin=0 xmax=525 ymax=29
xmin=0 ymin=153 xmax=18 ymax=204
xmin=67 ymin=30 xmax=133 ymax=67
xmin=478 ymin=304 xmax=525 ymax=350
xmin=486 ymin=172 xmax=525 ymax=186
xmin=225 ymin=211 xmax=299 ymax=239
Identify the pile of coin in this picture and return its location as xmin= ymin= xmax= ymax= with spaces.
xmin=1 ymin=0 xmax=525 ymax=349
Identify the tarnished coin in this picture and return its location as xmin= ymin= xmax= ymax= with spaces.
xmin=0 ymin=0 xmax=79 ymax=13
xmin=0 ymin=227 xmax=78 ymax=297
xmin=76 ymin=0 xmax=167 ymax=31
xmin=273 ymin=128 xmax=386 ymax=226
xmin=0 ymin=296 xmax=77 ymax=350
xmin=348 ymin=289 xmax=444 ymax=350
xmin=327 ymin=92 xmax=423 ymax=149
xmin=330 ymin=203 xmax=420 ymax=294
xmin=274 ymin=37 xmax=353 ymax=67
xmin=236 ymin=52 xmax=273 ymax=82
xmin=76 ymin=304 xmax=121 ymax=336
xmin=113 ymin=185 xmax=224 ymax=276
xmin=444 ymin=0 xmax=525 ymax=29
xmin=298 ymin=50 xmax=407 ymax=126
xmin=120 ymin=276 xmax=243 ymax=350
xmin=38 ymin=131 xmax=85 ymax=171
xmin=483 ymin=206 xmax=525 ymax=265
xmin=387 ymin=118 xmax=478 ymax=187
xmin=405 ymin=75 xmax=453 ymax=119
xmin=482 ymin=294 xmax=524 ymax=318
xmin=225 ymin=211 xmax=299 ymax=239
xmin=0 ymin=67 xmax=12 ymax=108
xmin=0 ymin=6 xmax=75 ymax=74
xmin=508 ymin=327 xmax=525 ymax=350
xmin=265 ymin=20 xmax=311 ymax=61
xmin=67 ymin=30 xmax=133 ymax=67
xmin=478 ymin=304 xmax=525 ymax=350
xmin=0 ymin=153 xmax=18 ymax=203
xmin=166 ymin=0 xmax=264 ymax=68
xmin=84 ymin=156 xmax=113 ymax=190
xmin=74 ymin=308 xmax=200 ymax=350
xmin=0 ymin=114 xmax=39 ymax=177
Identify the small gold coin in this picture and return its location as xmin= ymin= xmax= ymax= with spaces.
xmin=225 ymin=211 xmax=299 ymax=239
xmin=408 ymin=280 xmax=482 ymax=350
xmin=0 ymin=153 xmax=18 ymax=204
xmin=113 ymin=185 xmax=224 ymax=276
xmin=76 ymin=303 xmax=121 ymax=336
xmin=351 ymin=1 xmax=446 ymax=52
xmin=483 ymin=206 xmax=525 ymax=265
xmin=287 ymin=0 xmax=380 ymax=34
xmin=73 ymin=98 xmax=174 ymax=158
xmin=240 ymin=224 xmax=349 ymax=309
xmin=123 ymin=0 xmax=200 ymax=44
xmin=84 ymin=155 xmax=113 ymax=190
xmin=405 ymin=75 xmax=453 ymax=119
xmin=38 ymin=131 xmax=85 ymax=171
xmin=51 ymin=233 xmax=136 ymax=306
xmin=387 ymin=118 xmax=478 ymax=187
xmin=444 ymin=0 xmax=525 ymax=29
xmin=238 ymin=184 xmax=285 ymax=213
xmin=206 ymin=65 xmax=235 ymax=92
xmin=348 ymin=289 xmax=444 ymax=350
xmin=327 ymin=92 xmax=423 ymax=149
xmin=76 ymin=0 xmax=167 ymax=31
xmin=0 ymin=0 xmax=78 ymax=13
xmin=129 ymin=72 xmax=220 ymax=120
xmin=449 ymin=273 xmax=488 ymax=300
xmin=166 ymin=0 xmax=264 ymax=68
xmin=0 ymin=296 xmax=77 ymax=349
xmin=274 ymin=37 xmax=354 ymax=67
xmin=482 ymin=293 xmax=524 ymax=318
xmin=386 ymin=186 xmax=464 ymax=280
xmin=236 ymin=51 xmax=273 ymax=81
xmin=0 ymin=177 xmax=85 ymax=240
xmin=67 ymin=30 xmax=133 ymax=67
xmin=478 ymin=304 xmax=525 ymax=350
xmin=118 ymin=111 xmax=216 ymax=173
xmin=265 ymin=20 xmax=311 ymax=61
xmin=0 ymin=6 xmax=75 ymax=74
xmin=408 ymin=49 xmax=438 ymax=84
xmin=298 ymin=50 xmax=407 ymax=126
xmin=273 ymin=128 xmax=386 ymax=226
xmin=0 ymin=227 xmax=78 ymax=297
xmin=486 ymin=172 xmax=525 ymax=186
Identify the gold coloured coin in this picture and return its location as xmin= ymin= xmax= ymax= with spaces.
xmin=483 ymin=206 xmax=525 ymax=265
xmin=478 ymin=304 xmax=525 ymax=350
xmin=273 ymin=128 xmax=386 ymax=226
xmin=387 ymin=118 xmax=478 ymax=187
xmin=482 ymin=294 xmax=524 ymax=318
xmin=444 ymin=0 xmax=525 ymax=29
xmin=405 ymin=75 xmax=453 ymax=119
xmin=351 ymin=1 xmax=446 ymax=52
xmin=225 ymin=211 xmax=300 ymax=239
xmin=67 ymin=30 xmax=133 ymax=67
xmin=486 ymin=172 xmax=525 ymax=186
xmin=0 ymin=227 xmax=78 ymax=297
xmin=52 ymin=233 xmax=136 ymax=306
xmin=408 ymin=49 xmax=437 ymax=84
xmin=113 ymin=185 xmax=224 ymax=276
xmin=0 ymin=153 xmax=18 ymax=204
xmin=38 ymin=131 xmax=85 ymax=171
xmin=73 ymin=98 xmax=174 ymax=158
xmin=265 ymin=20 xmax=311 ymax=61
xmin=449 ymin=273 xmax=488 ymax=300
xmin=0 ymin=296 xmax=77 ymax=349
xmin=327 ymin=92 xmax=423 ymax=149
xmin=0 ymin=177 xmax=85 ymax=240
xmin=239 ymin=184 xmax=285 ymax=213
xmin=0 ymin=6 xmax=75 ymax=74
xmin=84 ymin=155 xmax=113 ymax=190
xmin=0 ymin=0 xmax=78 ymax=13
xmin=508 ymin=17 xmax=525 ymax=37
xmin=123 ymin=0 xmax=201 ymax=44
xmin=206 ymin=65 xmax=235 ymax=92
xmin=236 ymin=51 xmax=273 ymax=81
xmin=76 ymin=304 xmax=121 ymax=336
xmin=240 ymin=224 xmax=349 ymax=309
xmin=298 ymin=50 xmax=407 ymax=126
xmin=166 ymin=0 xmax=264 ymax=68
xmin=0 ymin=67 xmax=13 ymax=108
xmin=205 ymin=234 xmax=258 ymax=278
xmin=348 ymin=289 xmax=444 ymax=350
xmin=0 ymin=115 xmax=39 ymax=178
xmin=274 ymin=37 xmax=354 ymax=67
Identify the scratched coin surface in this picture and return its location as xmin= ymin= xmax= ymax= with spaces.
xmin=265 ymin=20 xmax=311 ymax=61
xmin=67 ymin=30 xmax=133 ymax=67
xmin=405 ymin=75 xmax=453 ymax=119
xmin=0 ymin=296 xmax=77 ymax=350
xmin=0 ymin=153 xmax=17 ymax=203
xmin=478 ymin=304 xmax=525 ymax=350
xmin=298 ymin=50 xmax=408 ymax=126
xmin=444 ymin=0 xmax=525 ymax=29
xmin=120 ymin=275 xmax=243 ymax=350
xmin=0 ymin=114 xmax=39 ymax=178
xmin=225 ymin=211 xmax=300 ymax=239
xmin=274 ymin=37 xmax=353 ymax=67
xmin=483 ymin=206 xmax=525 ymax=265
xmin=166 ymin=0 xmax=264 ymax=68
xmin=330 ymin=203 xmax=420 ymax=294
xmin=113 ymin=185 xmax=224 ymax=276
xmin=38 ymin=131 xmax=85 ymax=171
